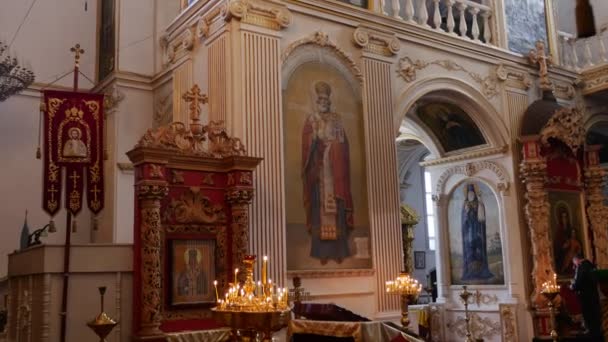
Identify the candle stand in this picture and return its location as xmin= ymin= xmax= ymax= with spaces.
xmin=386 ymin=272 xmax=422 ymax=329
xmin=541 ymin=274 xmax=560 ymax=342
xmin=459 ymin=286 xmax=474 ymax=342
xmin=212 ymin=255 xmax=290 ymax=341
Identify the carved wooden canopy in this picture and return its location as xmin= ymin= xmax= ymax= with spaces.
xmin=128 ymin=85 xmax=262 ymax=339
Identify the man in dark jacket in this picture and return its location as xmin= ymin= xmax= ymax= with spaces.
xmin=570 ymin=253 xmax=603 ymax=339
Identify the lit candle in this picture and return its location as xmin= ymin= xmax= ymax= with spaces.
xmin=234 ymin=268 xmax=239 ymax=285
xmin=262 ymin=256 xmax=268 ymax=285
xmin=214 ymin=280 xmax=219 ymax=302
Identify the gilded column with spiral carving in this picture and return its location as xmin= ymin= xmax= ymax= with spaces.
xmin=520 ymin=137 xmax=554 ymax=307
xmin=585 ymin=146 xmax=608 ymax=269
xmin=137 ymin=182 xmax=168 ymax=336
xmin=226 ymin=183 xmax=254 ymax=271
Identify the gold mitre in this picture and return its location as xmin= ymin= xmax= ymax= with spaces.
xmin=315 ymin=81 xmax=331 ymax=97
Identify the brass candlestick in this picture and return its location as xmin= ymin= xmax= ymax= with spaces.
xmin=87 ymin=286 xmax=118 ymax=342
xmin=386 ymin=272 xmax=422 ymax=329
xmin=541 ymin=273 xmax=560 ymax=342
xmin=460 ymin=286 xmax=474 ymax=342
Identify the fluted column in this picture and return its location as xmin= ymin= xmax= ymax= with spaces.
xmin=136 ymin=181 xmax=168 ymax=336
xmin=519 ymin=137 xmax=552 ymax=307
xmin=585 ymin=146 xmax=608 ymax=268
xmin=221 ymin=0 xmax=291 ymax=285
xmin=359 ymin=44 xmax=402 ymax=313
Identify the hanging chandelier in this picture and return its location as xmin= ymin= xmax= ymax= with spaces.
xmin=0 ymin=40 xmax=35 ymax=102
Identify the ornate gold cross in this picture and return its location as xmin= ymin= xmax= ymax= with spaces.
xmin=182 ymin=84 xmax=208 ymax=123
xmin=48 ymin=184 xmax=59 ymax=202
xmin=70 ymin=43 xmax=85 ymax=67
xmin=90 ymin=184 xmax=101 ymax=202
xmin=528 ymin=40 xmax=553 ymax=91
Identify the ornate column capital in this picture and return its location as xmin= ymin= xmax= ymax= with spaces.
xmin=137 ymin=183 xmax=169 ymax=201
xmin=222 ymin=0 xmax=291 ymax=31
xmin=353 ymin=26 xmax=400 ymax=57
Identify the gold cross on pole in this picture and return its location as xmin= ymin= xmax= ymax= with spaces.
xmin=528 ymin=40 xmax=554 ymax=91
xmin=70 ymin=44 xmax=85 ymax=67
xmin=182 ymin=84 xmax=208 ymax=123
xmin=69 ymin=170 xmax=81 ymax=188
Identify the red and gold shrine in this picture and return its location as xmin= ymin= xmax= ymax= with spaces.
xmin=127 ymin=85 xmax=261 ymax=340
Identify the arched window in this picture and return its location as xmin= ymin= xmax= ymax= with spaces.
xmin=423 ymin=171 xmax=436 ymax=251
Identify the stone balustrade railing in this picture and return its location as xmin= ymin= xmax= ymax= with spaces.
xmin=559 ymin=29 xmax=608 ymax=71
xmin=375 ymin=0 xmax=495 ymax=46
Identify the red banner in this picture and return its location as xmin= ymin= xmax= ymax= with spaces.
xmin=42 ymin=90 xmax=104 ymax=216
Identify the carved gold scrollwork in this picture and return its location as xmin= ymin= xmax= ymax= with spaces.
xmin=520 ymin=159 xmax=553 ymax=307
xmin=166 ymin=187 xmax=226 ymax=224
xmin=138 ymin=184 xmax=167 ymax=336
xmin=225 ymin=188 xmax=254 ymax=205
xmin=585 ymin=165 xmax=608 ymax=268
xmin=539 ymin=107 xmax=585 ymax=153
xmin=500 ymin=304 xmax=518 ymax=342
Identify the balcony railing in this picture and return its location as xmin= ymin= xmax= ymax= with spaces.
xmin=374 ymin=0 xmax=496 ymax=47
xmin=559 ymin=30 xmax=608 ymax=71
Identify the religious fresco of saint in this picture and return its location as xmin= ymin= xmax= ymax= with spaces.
xmin=415 ymin=102 xmax=486 ymax=153
xmin=168 ymin=239 xmax=216 ymax=306
xmin=549 ymin=191 xmax=585 ymax=278
xmin=284 ymin=62 xmax=372 ymax=271
xmin=448 ymin=181 xmax=505 ymax=285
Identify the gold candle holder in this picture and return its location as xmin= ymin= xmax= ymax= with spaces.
xmin=212 ymin=255 xmax=290 ymax=342
xmin=386 ymin=272 xmax=422 ymax=329
xmin=541 ymin=273 xmax=560 ymax=342
xmin=460 ymin=286 xmax=474 ymax=342
xmin=87 ymin=286 xmax=118 ymax=342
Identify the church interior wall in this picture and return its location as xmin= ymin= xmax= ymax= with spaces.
xmin=0 ymin=0 xmax=98 ymax=278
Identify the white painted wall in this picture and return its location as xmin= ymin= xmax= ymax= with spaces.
xmin=0 ymin=0 xmax=98 ymax=277
xmin=591 ymin=0 xmax=608 ymax=31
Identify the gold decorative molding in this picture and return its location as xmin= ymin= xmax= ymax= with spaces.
xmin=286 ymin=269 xmax=375 ymax=279
xmin=585 ymin=162 xmax=608 ymax=268
xmin=581 ymin=66 xmax=608 ymax=95
xmin=397 ymin=57 xmax=500 ymax=98
xmin=446 ymin=312 xmax=501 ymax=339
xmin=539 ymin=107 xmax=585 ymax=153
xmin=400 ymin=204 xmax=419 ymax=225
xmin=420 ymin=145 xmax=508 ymax=168
xmin=520 ymin=158 xmax=553 ymax=307
xmin=221 ymin=0 xmax=291 ymax=31
xmin=433 ymin=160 xmax=510 ymax=200
xmin=495 ymin=64 xmax=532 ymax=90
xmin=499 ymin=304 xmax=518 ymax=342
xmin=352 ymin=27 xmax=400 ymax=57
xmin=166 ymin=187 xmax=226 ymax=224
xmin=281 ymin=31 xmax=363 ymax=83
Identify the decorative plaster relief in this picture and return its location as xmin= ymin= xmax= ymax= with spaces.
xmin=582 ymin=67 xmax=608 ymax=95
xmin=154 ymin=81 xmax=173 ymax=128
xmin=499 ymin=304 xmax=518 ymax=342
xmin=222 ymin=0 xmax=291 ymax=31
xmin=420 ymin=145 xmax=508 ymax=168
xmin=553 ymin=80 xmax=576 ymax=100
xmin=429 ymin=304 xmax=444 ymax=342
xmin=352 ymin=27 xmax=400 ymax=57
xmin=397 ymin=57 xmax=500 ymax=98
xmin=495 ymin=64 xmax=532 ymax=90
xmin=446 ymin=312 xmax=501 ymax=339
xmin=282 ymin=31 xmax=363 ymax=84
xmin=103 ymin=85 xmax=125 ymax=116
xmin=433 ymin=160 xmax=510 ymax=200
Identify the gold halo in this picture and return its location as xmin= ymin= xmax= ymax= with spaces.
xmin=67 ymin=127 xmax=82 ymax=139
xmin=184 ymin=248 xmax=202 ymax=265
